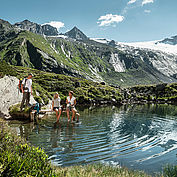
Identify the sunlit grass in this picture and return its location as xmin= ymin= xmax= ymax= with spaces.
xmin=54 ymin=164 xmax=151 ymax=177
xmin=163 ymin=165 xmax=177 ymax=177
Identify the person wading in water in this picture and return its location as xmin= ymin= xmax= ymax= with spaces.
xmin=52 ymin=92 xmax=62 ymax=122
xmin=66 ymin=91 xmax=76 ymax=122
xmin=20 ymin=73 xmax=33 ymax=111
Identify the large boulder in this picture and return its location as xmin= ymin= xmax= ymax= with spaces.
xmin=0 ymin=76 xmax=35 ymax=118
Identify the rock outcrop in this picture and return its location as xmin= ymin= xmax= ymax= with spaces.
xmin=14 ymin=20 xmax=58 ymax=36
xmin=0 ymin=76 xmax=35 ymax=118
xmin=65 ymin=26 xmax=88 ymax=41
xmin=158 ymin=35 xmax=177 ymax=45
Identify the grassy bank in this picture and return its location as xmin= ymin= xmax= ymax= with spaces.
xmin=0 ymin=120 xmax=54 ymax=176
xmin=54 ymin=164 xmax=151 ymax=177
xmin=0 ymin=61 xmax=122 ymax=105
xmin=0 ymin=120 xmax=153 ymax=177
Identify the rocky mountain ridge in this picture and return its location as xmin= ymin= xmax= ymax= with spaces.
xmin=14 ymin=19 xmax=59 ymax=36
xmin=159 ymin=35 xmax=177 ymax=45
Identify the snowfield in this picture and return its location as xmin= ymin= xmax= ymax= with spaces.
xmin=91 ymin=38 xmax=177 ymax=55
xmin=118 ymin=41 xmax=177 ymax=55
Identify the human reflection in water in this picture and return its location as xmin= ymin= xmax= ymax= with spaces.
xmin=50 ymin=122 xmax=62 ymax=148
xmin=66 ymin=122 xmax=75 ymax=150
xmin=50 ymin=122 xmax=77 ymax=151
xmin=18 ymin=122 xmax=40 ymax=140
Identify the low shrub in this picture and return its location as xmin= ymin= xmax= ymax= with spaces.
xmin=163 ymin=165 xmax=177 ymax=177
xmin=0 ymin=128 xmax=55 ymax=177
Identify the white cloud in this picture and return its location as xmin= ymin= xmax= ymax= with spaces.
xmin=142 ymin=0 xmax=154 ymax=6
xmin=144 ymin=9 xmax=151 ymax=13
xmin=42 ymin=21 xmax=65 ymax=31
xmin=127 ymin=0 xmax=137 ymax=5
xmin=97 ymin=14 xmax=124 ymax=27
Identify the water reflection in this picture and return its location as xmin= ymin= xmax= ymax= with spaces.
xmin=8 ymin=104 xmax=177 ymax=174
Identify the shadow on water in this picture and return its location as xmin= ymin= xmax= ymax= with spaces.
xmin=8 ymin=104 xmax=177 ymax=175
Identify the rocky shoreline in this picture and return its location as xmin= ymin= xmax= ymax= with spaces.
xmin=120 ymin=83 xmax=177 ymax=105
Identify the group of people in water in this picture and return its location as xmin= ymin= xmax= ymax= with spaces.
xmin=52 ymin=91 xmax=79 ymax=123
xmin=19 ymin=73 xmax=79 ymax=123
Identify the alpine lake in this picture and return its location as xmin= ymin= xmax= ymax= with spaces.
xmin=8 ymin=104 xmax=177 ymax=175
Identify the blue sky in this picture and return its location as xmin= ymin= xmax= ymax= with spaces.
xmin=1 ymin=0 xmax=177 ymax=42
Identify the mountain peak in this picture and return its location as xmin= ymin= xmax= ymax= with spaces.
xmin=65 ymin=26 xmax=88 ymax=41
xmin=22 ymin=19 xmax=33 ymax=23
xmin=14 ymin=19 xmax=58 ymax=36
xmin=72 ymin=26 xmax=79 ymax=30
xmin=158 ymin=35 xmax=177 ymax=45
xmin=0 ymin=19 xmax=13 ymax=31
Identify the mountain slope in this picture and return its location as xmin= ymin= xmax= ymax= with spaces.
xmin=1 ymin=19 xmax=177 ymax=86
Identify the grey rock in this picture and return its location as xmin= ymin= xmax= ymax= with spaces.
xmin=65 ymin=26 xmax=88 ymax=41
xmin=0 ymin=76 xmax=35 ymax=118
xmin=14 ymin=20 xmax=58 ymax=36
xmin=158 ymin=35 xmax=177 ymax=45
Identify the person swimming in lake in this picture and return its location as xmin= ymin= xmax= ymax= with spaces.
xmin=66 ymin=91 xmax=76 ymax=122
xmin=52 ymin=92 xmax=62 ymax=122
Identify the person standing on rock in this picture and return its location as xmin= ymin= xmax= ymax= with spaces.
xmin=66 ymin=91 xmax=76 ymax=122
xmin=20 ymin=73 xmax=33 ymax=111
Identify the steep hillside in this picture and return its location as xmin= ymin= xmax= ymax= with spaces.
xmin=1 ymin=19 xmax=177 ymax=87
xmin=0 ymin=61 xmax=122 ymax=106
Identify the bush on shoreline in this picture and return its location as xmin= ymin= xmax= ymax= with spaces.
xmin=163 ymin=165 xmax=177 ymax=177
xmin=0 ymin=124 xmax=54 ymax=177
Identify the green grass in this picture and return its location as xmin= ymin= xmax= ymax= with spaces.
xmin=8 ymin=103 xmax=30 ymax=115
xmin=163 ymin=165 xmax=177 ymax=177
xmin=126 ymin=84 xmax=177 ymax=103
xmin=0 ymin=61 xmax=122 ymax=105
xmin=0 ymin=123 xmax=54 ymax=176
xmin=54 ymin=164 xmax=151 ymax=177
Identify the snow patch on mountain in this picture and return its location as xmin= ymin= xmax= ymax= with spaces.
xmin=61 ymin=45 xmax=70 ymax=58
xmin=118 ymin=41 xmax=177 ymax=55
xmin=88 ymin=64 xmax=104 ymax=82
xmin=109 ymin=53 xmax=125 ymax=72
xmin=90 ymin=38 xmax=111 ymax=44
xmin=116 ymin=41 xmax=177 ymax=77
xmin=50 ymin=43 xmax=59 ymax=54
xmin=149 ymin=52 xmax=177 ymax=76
xmin=49 ymin=35 xmax=68 ymax=39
